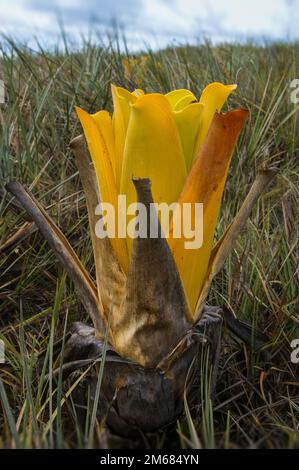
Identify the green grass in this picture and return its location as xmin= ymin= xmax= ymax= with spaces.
xmin=0 ymin=35 xmax=298 ymax=448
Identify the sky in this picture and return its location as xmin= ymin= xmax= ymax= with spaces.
xmin=1 ymin=0 xmax=299 ymax=50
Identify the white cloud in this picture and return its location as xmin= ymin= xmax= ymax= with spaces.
xmin=140 ymin=0 xmax=292 ymax=40
xmin=0 ymin=0 xmax=298 ymax=49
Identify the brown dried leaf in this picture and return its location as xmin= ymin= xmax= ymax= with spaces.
xmin=113 ymin=178 xmax=192 ymax=368
xmin=0 ymin=221 xmax=37 ymax=254
xmin=195 ymin=168 xmax=278 ymax=319
xmin=5 ymin=181 xmax=106 ymax=335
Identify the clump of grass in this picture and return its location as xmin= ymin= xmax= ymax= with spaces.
xmin=0 ymin=33 xmax=298 ymax=449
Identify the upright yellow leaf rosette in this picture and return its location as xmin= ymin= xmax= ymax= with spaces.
xmin=76 ymin=82 xmax=246 ymax=316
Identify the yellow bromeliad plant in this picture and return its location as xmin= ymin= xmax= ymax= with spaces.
xmin=76 ymin=82 xmax=243 ymax=315
xmin=68 ymin=82 xmax=269 ymax=368
xmin=6 ymin=79 xmax=275 ymax=433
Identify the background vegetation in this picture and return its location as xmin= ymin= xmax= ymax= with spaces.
xmin=0 ymin=35 xmax=298 ymax=448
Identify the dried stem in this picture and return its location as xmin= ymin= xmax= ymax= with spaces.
xmin=195 ymin=167 xmax=278 ymax=319
xmin=5 ymin=181 xmax=106 ymax=335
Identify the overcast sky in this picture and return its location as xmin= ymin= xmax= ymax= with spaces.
xmin=1 ymin=0 xmax=299 ymax=50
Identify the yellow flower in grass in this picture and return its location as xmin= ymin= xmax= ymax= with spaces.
xmin=123 ymin=55 xmax=149 ymax=87
xmin=76 ymin=82 xmax=246 ymax=315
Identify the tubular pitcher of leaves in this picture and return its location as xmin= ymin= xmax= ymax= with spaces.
xmin=6 ymin=83 xmax=276 ymax=436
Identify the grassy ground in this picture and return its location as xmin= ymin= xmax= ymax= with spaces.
xmin=0 ymin=36 xmax=298 ymax=449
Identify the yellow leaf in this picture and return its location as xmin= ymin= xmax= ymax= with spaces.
xmin=120 ymin=93 xmax=187 ymax=255
xmin=92 ymin=110 xmax=116 ymax=178
xmin=166 ymin=89 xmax=196 ymax=110
xmin=169 ymin=109 xmax=248 ymax=314
xmin=173 ymin=102 xmax=203 ymax=171
xmin=76 ymin=106 xmax=129 ymax=274
xmin=111 ymin=85 xmax=137 ymax=189
xmin=194 ymin=82 xmax=237 ymax=157
xmin=132 ymin=88 xmax=145 ymax=97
